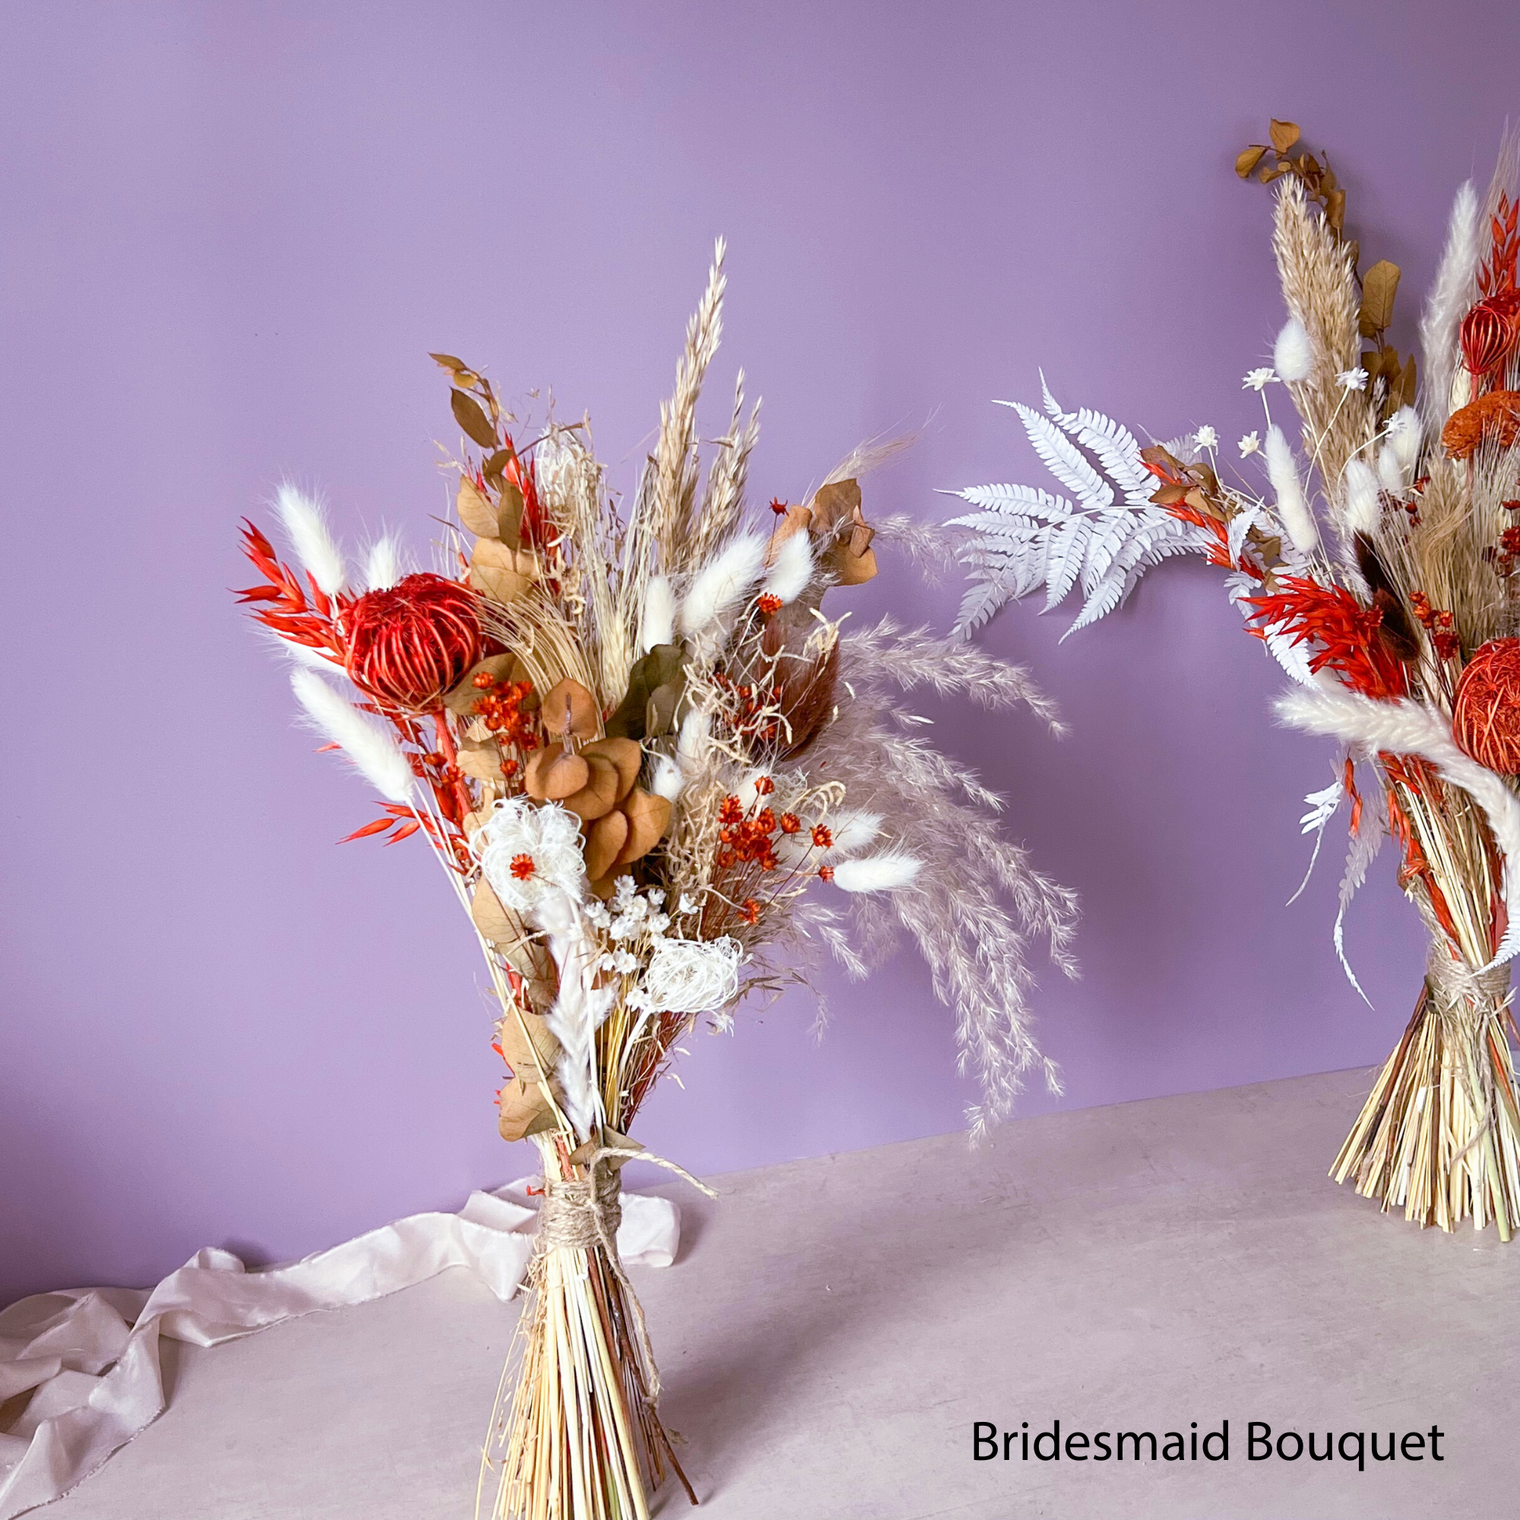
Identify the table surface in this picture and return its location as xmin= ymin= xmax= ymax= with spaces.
xmin=38 ymin=1067 xmax=1520 ymax=1519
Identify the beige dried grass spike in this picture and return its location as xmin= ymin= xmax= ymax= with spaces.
xmin=1272 ymin=177 xmax=1375 ymax=529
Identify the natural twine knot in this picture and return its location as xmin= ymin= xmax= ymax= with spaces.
xmin=535 ymin=1143 xmax=717 ymax=1400
xmin=1425 ymin=943 xmax=1511 ymax=1019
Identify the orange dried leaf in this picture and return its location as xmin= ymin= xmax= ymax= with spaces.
xmin=1269 ymin=119 xmax=1300 ymax=154
xmin=1236 ymin=145 xmax=1269 ymax=179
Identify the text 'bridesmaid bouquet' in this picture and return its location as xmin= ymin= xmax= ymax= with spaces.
xmin=954 ymin=122 xmax=1520 ymax=1238
xmin=236 ymin=242 xmax=1076 ymax=1518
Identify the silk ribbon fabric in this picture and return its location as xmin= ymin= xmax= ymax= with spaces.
xmin=0 ymin=1182 xmax=678 ymax=1519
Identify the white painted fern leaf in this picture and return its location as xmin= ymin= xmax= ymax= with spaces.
xmin=948 ymin=383 xmax=1213 ymax=638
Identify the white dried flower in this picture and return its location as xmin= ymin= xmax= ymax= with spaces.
xmin=476 ymin=799 xmax=587 ymax=914
xmin=1273 ymin=317 xmax=1313 ymax=383
xmin=1242 ymin=368 xmax=1279 ymax=392
xmin=1336 ymin=367 xmax=1369 ymax=392
xmin=638 ymin=936 xmax=742 ymax=1014
xmin=1193 ymin=425 xmax=1219 ymax=450
xmin=611 ymin=949 xmax=639 ymax=975
xmin=677 ymin=893 xmax=698 ymax=916
xmin=1238 ymin=431 xmax=1261 ymax=458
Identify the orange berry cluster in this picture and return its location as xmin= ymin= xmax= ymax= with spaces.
xmin=712 ymin=670 xmax=782 ymax=743
xmin=1409 ymin=592 xmax=1460 ymax=661
xmin=471 ymin=673 xmax=539 ymax=752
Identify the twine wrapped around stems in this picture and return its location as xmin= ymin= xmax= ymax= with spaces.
xmin=538 ymin=1146 xmax=718 ymax=1400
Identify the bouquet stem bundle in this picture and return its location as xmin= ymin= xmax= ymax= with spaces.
xmin=485 ymin=1153 xmax=694 ymax=1520
xmin=1333 ymin=961 xmax=1520 ymax=1236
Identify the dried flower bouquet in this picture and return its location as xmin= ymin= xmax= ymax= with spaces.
xmin=236 ymin=242 xmax=1076 ymax=1518
xmin=952 ymin=122 xmax=1520 ymax=1237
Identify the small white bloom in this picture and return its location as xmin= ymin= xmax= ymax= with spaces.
xmin=476 ymin=799 xmax=587 ymax=915
xmin=1238 ymin=431 xmax=1262 ymax=458
xmin=584 ymin=901 xmax=612 ymax=929
xmin=1193 ymin=425 xmax=1219 ymax=450
xmin=598 ymin=954 xmax=618 ymax=972
xmin=1336 ymin=367 xmax=1369 ymax=392
xmin=1242 ymin=368 xmax=1279 ymax=392
xmin=677 ymin=893 xmax=698 ymax=916
xmin=612 ymin=875 xmax=637 ymax=907
xmin=612 ymin=949 xmax=639 ymax=975
xmin=646 ymin=911 xmax=671 ymax=938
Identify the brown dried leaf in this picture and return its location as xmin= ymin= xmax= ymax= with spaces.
xmin=1360 ymin=260 xmax=1401 ymax=336
xmin=456 ymin=475 xmax=499 ymax=539
xmin=540 ymin=678 xmax=599 ymax=739
xmin=451 ymin=388 xmax=498 ymax=449
xmin=498 ymin=1080 xmax=559 ymax=1142
xmin=471 ymin=877 xmax=521 ymax=946
xmin=1269 ymin=120 xmax=1301 ymax=154
xmin=1236 ymin=145 xmax=1268 ymax=179
xmin=469 ymin=538 xmax=537 ymax=605
xmin=499 ymin=482 xmax=525 ymax=544
xmin=457 ymin=740 xmax=505 ymax=783
xmin=429 ymin=352 xmax=467 ymax=373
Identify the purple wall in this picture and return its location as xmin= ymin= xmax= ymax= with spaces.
xmin=3 ymin=1 xmax=1517 ymax=1302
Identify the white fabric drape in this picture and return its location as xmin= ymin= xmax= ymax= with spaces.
xmin=0 ymin=1181 xmax=678 ymax=1519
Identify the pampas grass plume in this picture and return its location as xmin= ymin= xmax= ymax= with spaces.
xmin=1264 ymin=425 xmax=1318 ymax=553
xmin=289 ymin=667 xmax=415 ymax=803
xmin=275 ymin=484 xmax=346 ymax=594
xmin=1273 ymin=317 xmax=1313 ymax=383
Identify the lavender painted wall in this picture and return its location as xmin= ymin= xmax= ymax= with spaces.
xmin=2 ymin=1 xmax=1516 ymax=1302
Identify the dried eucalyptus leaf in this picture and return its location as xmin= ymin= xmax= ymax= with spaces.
xmin=1269 ymin=119 xmax=1300 ymax=154
xmin=451 ymin=388 xmax=498 ymax=449
xmin=1236 ymin=145 xmax=1268 ymax=179
xmin=429 ymin=352 xmax=467 ymax=372
xmin=605 ymin=643 xmax=685 ymax=740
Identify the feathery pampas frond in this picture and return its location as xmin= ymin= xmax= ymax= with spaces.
xmin=833 ymin=852 xmax=924 ymax=893
xmin=275 ymin=484 xmax=346 ymax=594
xmin=1419 ymin=180 xmax=1479 ymax=429
xmin=1263 ymin=424 xmax=1318 ymax=553
xmin=289 ymin=667 xmax=414 ymax=803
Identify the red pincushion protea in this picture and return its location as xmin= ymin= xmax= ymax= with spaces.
xmin=1453 ymin=638 xmax=1520 ymax=773
xmin=344 ymin=573 xmax=483 ymax=711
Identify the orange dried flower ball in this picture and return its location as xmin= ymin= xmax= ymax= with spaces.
xmin=1453 ymin=638 xmax=1520 ymax=773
